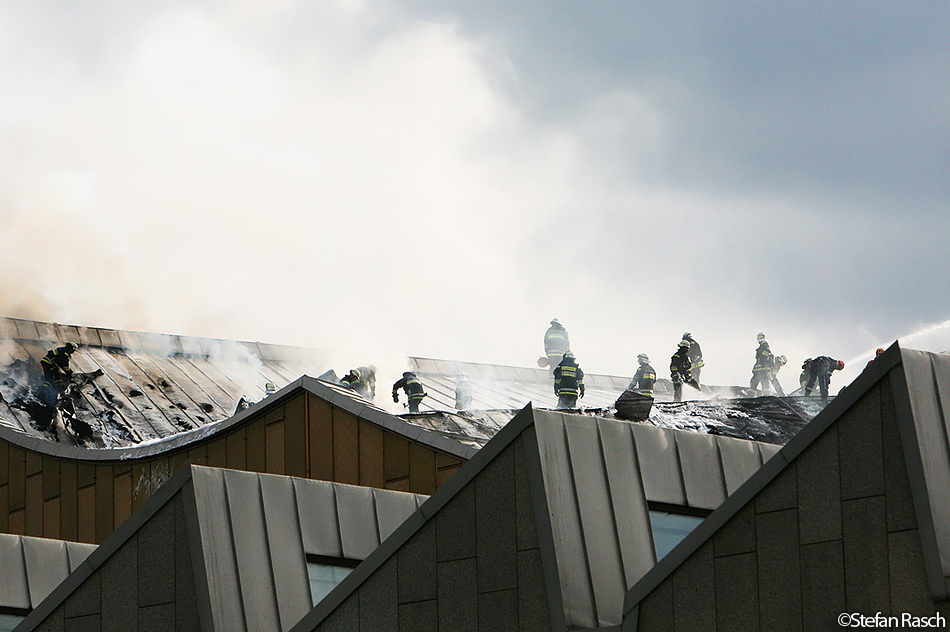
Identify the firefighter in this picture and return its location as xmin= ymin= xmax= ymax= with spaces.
xmin=800 ymin=359 xmax=813 ymax=392
xmin=455 ymin=374 xmax=473 ymax=411
xmin=341 ymin=369 xmax=362 ymax=392
xmin=543 ymin=319 xmax=571 ymax=375
xmin=627 ymin=353 xmax=657 ymax=397
xmin=770 ymin=355 xmax=788 ymax=396
xmin=682 ymin=333 xmax=705 ymax=386
xmin=750 ymin=333 xmax=774 ymax=393
xmin=39 ymin=342 xmax=77 ymax=406
xmin=670 ymin=340 xmax=699 ymax=402
xmin=553 ymin=351 xmax=584 ymax=409
xmin=803 ymin=356 xmax=845 ymax=403
xmin=392 ymin=371 xmax=427 ymax=413
xmin=356 ymin=365 xmax=377 ymax=399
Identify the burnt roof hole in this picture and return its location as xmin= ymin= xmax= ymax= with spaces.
xmin=196 ymin=416 xmax=205 ymax=422
xmin=128 ymin=389 xmax=143 ymax=397
xmin=160 ymin=379 xmax=171 ymax=388
xmin=175 ymin=402 xmax=187 ymax=410
xmin=200 ymin=403 xmax=213 ymax=413
xmin=146 ymin=384 xmax=156 ymax=390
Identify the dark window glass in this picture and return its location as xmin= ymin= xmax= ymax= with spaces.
xmin=649 ymin=510 xmax=704 ymax=560
xmin=306 ymin=556 xmax=360 ymax=606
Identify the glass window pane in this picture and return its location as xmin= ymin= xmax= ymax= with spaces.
xmin=649 ymin=510 xmax=704 ymax=561
xmin=308 ymin=562 xmax=355 ymax=606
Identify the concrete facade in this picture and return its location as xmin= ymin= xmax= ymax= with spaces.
xmin=625 ymin=349 xmax=950 ymax=631
xmin=304 ymin=433 xmax=553 ymax=632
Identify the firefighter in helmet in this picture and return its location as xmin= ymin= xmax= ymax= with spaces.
xmin=553 ymin=351 xmax=585 ymax=409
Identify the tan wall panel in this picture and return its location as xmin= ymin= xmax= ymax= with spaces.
xmin=60 ymin=462 xmax=77 ymax=541
xmin=266 ymin=421 xmax=285 ymax=475
xmin=437 ymin=465 xmax=461 ymax=487
xmin=308 ymin=395 xmax=333 ymax=481
xmin=8 ymin=447 xmax=25 ymax=512
xmin=436 ymin=453 xmax=463 ymax=469
xmin=207 ymin=437 xmax=227 ymax=468
xmin=77 ymin=462 xmax=95 ymax=489
xmin=188 ymin=445 xmax=208 ymax=466
xmin=226 ymin=430 xmax=247 ymax=470
xmin=384 ymin=433 xmax=410 ymax=482
xmin=43 ymin=457 xmax=60 ymax=500
xmin=171 ymin=451 xmax=189 ymax=473
xmin=409 ymin=443 xmax=437 ymax=495
xmin=246 ymin=418 xmax=266 ymax=472
xmin=96 ymin=472 xmax=114 ymax=542
xmin=284 ymin=394 xmax=307 ymax=478
xmin=114 ymin=470 xmax=132 ymax=529
xmin=131 ymin=463 xmax=148 ymax=512
xmin=77 ymin=486 xmax=95 ymax=543
xmin=0 ymin=441 xmax=7 ymax=486
xmin=25 ymin=474 xmax=43 ymax=536
xmin=385 ymin=478 xmax=411 ymax=492
xmin=44 ymin=497 xmax=61 ymax=539
xmin=359 ymin=422 xmax=385 ymax=488
xmin=265 ymin=405 xmax=285 ymax=425
xmin=9 ymin=509 xmax=24 ymax=535
xmin=26 ymin=451 xmax=42 ymax=476
xmin=0 ymin=485 xmax=6 ymax=532
xmin=332 ymin=409 xmax=359 ymax=485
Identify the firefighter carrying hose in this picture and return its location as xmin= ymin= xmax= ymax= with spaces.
xmin=554 ymin=351 xmax=584 ymax=409
xmin=392 ymin=371 xmax=427 ymax=413
xmin=670 ymin=340 xmax=699 ymax=402
xmin=39 ymin=342 xmax=77 ymax=406
xmin=681 ymin=333 xmax=705 ymax=386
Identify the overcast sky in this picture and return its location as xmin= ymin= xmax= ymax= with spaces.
xmin=1 ymin=0 xmax=948 ymax=390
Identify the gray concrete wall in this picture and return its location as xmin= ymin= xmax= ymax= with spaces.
xmin=314 ymin=434 xmax=552 ymax=632
xmin=634 ymin=377 xmax=950 ymax=631
xmin=32 ymin=492 xmax=200 ymax=632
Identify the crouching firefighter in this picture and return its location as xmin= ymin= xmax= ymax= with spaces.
xmin=40 ymin=343 xmax=77 ymax=405
xmin=554 ymin=352 xmax=585 ymax=409
xmin=392 ymin=372 xmax=427 ymax=413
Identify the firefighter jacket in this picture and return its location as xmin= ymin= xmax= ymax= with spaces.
xmin=629 ymin=363 xmax=657 ymax=395
xmin=392 ymin=374 xmax=426 ymax=401
xmin=544 ymin=324 xmax=570 ymax=355
xmin=41 ymin=346 xmax=74 ymax=383
xmin=753 ymin=341 xmax=773 ymax=374
xmin=685 ymin=339 xmax=705 ymax=371
xmin=809 ymin=356 xmax=841 ymax=377
xmin=554 ymin=358 xmax=585 ymax=397
xmin=670 ymin=349 xmax=692 ymax=384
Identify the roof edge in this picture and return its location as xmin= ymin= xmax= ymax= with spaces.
xmin=622 ymin=341 xmax=906 ymax=616
xmin=0 ymin=376 xmax=477 ymax=462
xmin=288 ymin=403 xmax=540 ymax=632
xmin=14 ymin=462 xmax=197 ymax=631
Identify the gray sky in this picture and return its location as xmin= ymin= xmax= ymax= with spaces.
xmin=1 ymin=0 xmax=948 ymax=390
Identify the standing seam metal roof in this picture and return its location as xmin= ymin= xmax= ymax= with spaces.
xmin=0 ymin=534 xmax=95 ymax=612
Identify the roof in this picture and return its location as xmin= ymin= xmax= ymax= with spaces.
xmin=1 ymin=316 xmax=819 ymax=458
xmin=16 ymin=463 xmax=427 ymax=632
xmin=189 ymin=466 xmax=427 ymax=631
xmin=0 ymin=316 xmax=327 ymax=448
xmin=0 ymin=534 xmax=95 ymax=612
xmin=621 ymin=343 xmax=950 ymax=621
xmin=290 ymin=404 xmax=782 ymax=630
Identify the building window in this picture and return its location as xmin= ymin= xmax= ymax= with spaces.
xmin=0 ymin=609 xmax=27 ymax=632
xmin=307 ymin=555 xmax=360 ymax=607
xmin=648 ymin=503 xmax=709 ymax=561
